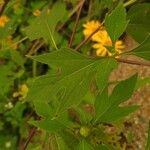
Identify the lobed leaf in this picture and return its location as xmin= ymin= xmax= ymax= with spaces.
xmin=94 ymin=74 xmax=138 ymax=123
xmin=24 ymin=2 xmax=67 ymax=45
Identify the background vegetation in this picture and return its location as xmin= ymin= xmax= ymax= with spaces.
xmin=0 ymin=0 xmax=150 ymax=150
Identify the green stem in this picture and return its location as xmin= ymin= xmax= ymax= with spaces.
xmin=123 ymin=0 xmax=137 ymax=7
xmin=32 ymin=60 xmax=37 ymax=78
xmin=3 ymin=36 xmax=28 ymax=51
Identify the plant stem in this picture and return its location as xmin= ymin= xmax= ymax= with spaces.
xmin=116 ymin=58 xmax=150 ymax=67
xmin=69 ymin=0 xmax=85 ymax=47
xmin=123 ymin=0 xmax=137 ymax=7
xmin=0 ymin=0 xmax=9 ymax=16
xmin=57 ymin=0 xmax=85 ymax=32
xmin=2 ymin=36 xmax=28 ymax=51
xmin=23 ymin=127 xmax=37 ymax=150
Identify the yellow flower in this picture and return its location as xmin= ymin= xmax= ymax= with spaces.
xmin=33 ymin=9 xmax=41 ymax=16
xmin=83 ymin=20 xmax=125 ymax=57
xmin=115 ymin=40 xmax=125 ymax=54
xmin=13 ymin=84 xmax=29 ymax=100
xmin=92 ymin=30 xmax=112 ymax=46
xmin=83 ymin=20 xmax=103 ymax=39
xmin=93 ymin=39 xmax=125 ymax=57
xmin=93 ymin=43 xmax=112 ymax=57
xmin=0 ymin=15 xmax=9 ymax=27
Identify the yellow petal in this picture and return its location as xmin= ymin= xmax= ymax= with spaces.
xmin=0 ymin=15 xmax=9 ymax=27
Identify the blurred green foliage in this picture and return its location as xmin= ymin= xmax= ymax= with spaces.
xmin=0 ymin=0 xmax=150 ymax=149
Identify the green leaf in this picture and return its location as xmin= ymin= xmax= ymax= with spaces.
xmin=30 ymin=48 xmax=95 ymax=76
xmin=59 ymin=130 xmax=79 ymax=150
xmin=127 ymin=3 xmax=150 ymax=43
xmin=77 ymin=140 xmax=94 ymax=150
xmin=27 ymin=49 xmax=118 ymax=120
xmin=126 ymin=34 xmax=150 ymax=61
xmin=99 ymin=105 xmax=139 ymax=123
xmin=105 ymin=3 xmax=128 ymax=43
xmin=95 ymin=88 xmax=109 ymax=122
xmin=33 ymin=101 xmax=54 ymax=118
xmin=27 ymin=48 xmax=105 ymax=116
xmin=24 ymin=2 xmax=67 ymax=44
xmin=96 ymin=58 xmax=118 ymax=90
xmin=146 ymin=121 xmax=150 ymax=150
xmin=28 ymin=67 xmax=93 ymax=115
xmin=29 ymin=119 xmax=65 ymax=132
xmin=94 ymin=74 xmax=138 ymax=123
xmin=110 ymin=74 xmax=137 ymax=104
xmin=75 ymin=105 xmax=93 ymax=124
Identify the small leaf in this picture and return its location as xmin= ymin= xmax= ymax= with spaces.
xmin=105 ymin=3 xmax=128 ymax=43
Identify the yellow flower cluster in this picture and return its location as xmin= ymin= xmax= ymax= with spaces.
xmin=0 ymin=15 xmax=9 ymax=27
xmin=33 ymin=9 xmax=41 ymax=16
xmin=83 ymin=20 xmax=125 ymax=56
xmin=13 ymin=84 xmax=29 ymax=100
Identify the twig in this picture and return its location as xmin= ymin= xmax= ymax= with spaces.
xmin=1 ymin=36 xmax=28 ymax=51
xmin=123 ymin=0 xmax=137 ymax=7
xmin=27 ymin=40 xmax=44 ymax=56
xmin=26 ymin=40 xmax=45 ymax=77
xmin=116 ymin=58 xmax=150 ymax=67
xmin=23 ymin=127 xmax=37 ymax=150
xmin=68 ymin=0 xmax=85 ymax=47
xmin=57 ymin=0 xmax=84 ymax=32
xmin=75 ymin=22 xmax=104 ymax=51
xmin=27 ymin=40 xmax=40 ymax=56
xmin=0 ymin=0 xmax=9 ymax=16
